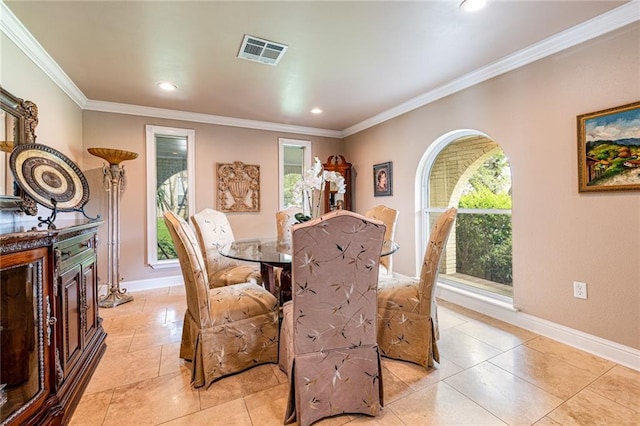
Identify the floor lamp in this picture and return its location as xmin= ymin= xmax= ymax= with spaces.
xmin=88 ymin=147 xmax=138 ymax=308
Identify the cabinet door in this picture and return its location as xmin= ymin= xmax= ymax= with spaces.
xmin=58 ymin=264 xmax=83 ymax=376
xmin=82 ymin=254 xmax=98 ymax=344
xmin=0 ymin=247 xmax=52 ymax=425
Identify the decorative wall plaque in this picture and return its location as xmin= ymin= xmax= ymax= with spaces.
xmin=10 ymin=144 xmax=97 ymax=227
xmin=10 ymin=144 xmax=90 ymax=212
xmin=216 ymin=161 xmax=260 ymax=212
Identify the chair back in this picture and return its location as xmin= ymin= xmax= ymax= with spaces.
xmin=291 ymin=209 xmax=385 ymax=354
xmin=418 ymin=207 xmax=457 ymax=315
xmin=276 ymin=206 xmax=303 ymax=241
xmin=365 ymin=205 xmax=399 ymax=274
xmin=163 ymin=211 xmax=211 ymax=328
xmin=191 ymin=208 xmax=240 ymax=273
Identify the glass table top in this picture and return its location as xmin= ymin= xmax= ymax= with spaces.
xmin=219 ymin=238 xmax=398 ymax=265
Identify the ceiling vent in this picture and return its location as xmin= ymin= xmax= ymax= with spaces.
xmin=238 ymin=35 xmax=288 ymax=66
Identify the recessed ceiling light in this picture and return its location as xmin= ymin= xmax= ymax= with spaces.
xmin=460 ymin=0 xmax=488 ymax=12
xmin=310 ymin=108 xmax=323 ymax=114
xmin=157 ymin=81 xmax=178 ymax=91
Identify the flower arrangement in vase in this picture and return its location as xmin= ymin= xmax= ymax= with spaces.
xmin=293 ymin=157 xmax=346 ymax=222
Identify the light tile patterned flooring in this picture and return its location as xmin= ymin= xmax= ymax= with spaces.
xmin=70 ymin=286 xmax=640 ymax=425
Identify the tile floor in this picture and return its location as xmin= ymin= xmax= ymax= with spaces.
xmin=70 ymin=286 xmax=640 ymax=425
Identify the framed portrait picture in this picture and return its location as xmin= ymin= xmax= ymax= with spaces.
xmin=577 ymin=101 xmax=640 ymax=192
xmin=373 ymin=161 xmax=392 ymax=196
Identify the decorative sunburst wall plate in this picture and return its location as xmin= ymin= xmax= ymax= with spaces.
xmin=10 ymin=144 xmax=90 ymax=212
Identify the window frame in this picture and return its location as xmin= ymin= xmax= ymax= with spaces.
xmin=278 ymin=138 xmax=312 ymax=210
xmin=417 ymin=129 xmax=513 ymax=302
xmin=145 ymin=124 xmax=196 ymax=269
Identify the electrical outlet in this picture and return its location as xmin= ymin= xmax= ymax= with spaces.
xmin=573 ymin=281 xmax=587 ymax=299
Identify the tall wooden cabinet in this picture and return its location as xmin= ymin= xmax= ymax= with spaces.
xmin=0 ymin=221 xmax=105 ymax=425
xmin=323 ymin=155 xmax=353 ymax=212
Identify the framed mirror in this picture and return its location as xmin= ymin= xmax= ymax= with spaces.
xmin=1 ymin=86 xmax=38 ymax=214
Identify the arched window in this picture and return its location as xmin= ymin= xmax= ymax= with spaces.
xmin=419 ymin=130 xmax=513 ymax=300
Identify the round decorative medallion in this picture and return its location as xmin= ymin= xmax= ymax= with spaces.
xmin=10 ymin=144 xmax=90 ymax=211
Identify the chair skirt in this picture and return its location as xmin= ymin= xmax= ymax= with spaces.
xmin=377 ymin=278 xmax=440 ymax=368
xmin=180 ymin=284 xmax=279 ymax=388
xmin=285 ymin=345 xmax=383 ymax=426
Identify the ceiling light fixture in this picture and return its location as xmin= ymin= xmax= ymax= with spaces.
xmin=460 ymin=0 xmax=488 ymax=12
xmin=310 ymin=108 xmax=323 ymax=114
xmin=157 ymin=81 xmax=178 ymax=91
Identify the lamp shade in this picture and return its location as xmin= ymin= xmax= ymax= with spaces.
xmin=0 ymin=141 xmax=14 ymax=153
xmin=88 ymin=147 xmax=138 ymax=165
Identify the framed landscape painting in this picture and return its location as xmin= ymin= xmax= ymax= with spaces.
xmin=577 ymin=101 xmax=640 ymax=192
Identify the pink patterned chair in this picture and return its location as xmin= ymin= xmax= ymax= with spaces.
xmin=163 ymin=211 xmax=279 ymax=388
xmin=377 ymin=207 xmax=457 ymax=368
xmin=365 ymin=205 xmax=399 ymax=278
xmin=280 ymin=210 xmax=386 ymax=426
xmin=191 ymin=208 xmax=262 ymax=288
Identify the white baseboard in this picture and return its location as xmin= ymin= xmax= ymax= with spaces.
xmin=99 ymin=275 xmax=184 ymax=296
xmin=436 ymin=282 xmax=640 ymax=371
xmin=111 ymin=274 xmax=639 ymax=371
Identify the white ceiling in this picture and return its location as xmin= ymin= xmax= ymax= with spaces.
xmin=2 ymin=1 xmax=636 ymax=136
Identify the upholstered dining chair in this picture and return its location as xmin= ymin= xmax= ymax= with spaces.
xmin=365 ymin=205 xmax=399 ymax=278
xmin=163 ymin=211 xmax=279 ymax=388
xmin=279 ymin=210 xmax=386 ymax=426
xmin=276 ymin=206 xmax=303 ymax=241
xmin=273 ymin=206 xmax=304 ymax=295
xmin=191 ymin=208 xmax=262 ymax=288
xmin=376 ymin=207 xmax=457 ymax=368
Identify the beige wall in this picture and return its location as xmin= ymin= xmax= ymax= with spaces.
xmin=344 ymin=24 xmax=640 ymax=349
xmin=1 ymin=33 xmax=84 ymax=226
xmin=2 ymin=22 xmax=638 ymax=351
xmin=82 ymin=111 xmax=342 ymax=283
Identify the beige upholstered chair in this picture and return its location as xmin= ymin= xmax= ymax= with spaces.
xmin=163 ymin=211 xmax=279 ymax=388
xmin=276 ymin=206 xmax=303 ymax=241
xmin=191 ymin=208 xmax=262 ymax=288
xmin=273 ymin=206 xmax=303 ymax=296
xmin=280 ymin=210 xmax=386 ymax=426
xmin=376 ymin=207 xmax=457 ymax=368
xmin=365 ymin=205 xmax=399 ymax=277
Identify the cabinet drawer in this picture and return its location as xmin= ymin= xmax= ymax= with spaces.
xmin=55 ymin=234 xmax=94 ymax=272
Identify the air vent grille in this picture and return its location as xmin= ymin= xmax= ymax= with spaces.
xmin=238 ymin=35 xmax=288 ymax=66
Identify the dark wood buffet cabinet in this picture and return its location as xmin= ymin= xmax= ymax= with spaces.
xmin=0 ymin=221 xmax=106 ymax=425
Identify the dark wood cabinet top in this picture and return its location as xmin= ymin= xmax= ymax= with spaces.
xmin=0 ymin=220 xmax=103 ymax=254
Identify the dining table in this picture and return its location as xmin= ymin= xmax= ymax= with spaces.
xmin=219 ymin=238 xmax=399 ymax=302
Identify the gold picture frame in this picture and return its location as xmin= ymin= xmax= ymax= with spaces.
xmin=577 ymin=101 xmax=640 ymax=192
xmin=216 ymin=161 xmax=260 ymax=212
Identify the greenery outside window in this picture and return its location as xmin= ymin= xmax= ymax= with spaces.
xmin=424 ymin=135 xmax=513 ymax=300
xmin=145 ymin=125 xmax=195 ymax=268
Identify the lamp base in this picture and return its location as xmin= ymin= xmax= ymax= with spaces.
xmin=98 ymin=288 xmax=134 ymax=308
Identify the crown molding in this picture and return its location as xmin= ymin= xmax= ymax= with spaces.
xmin=342 ymin=1 xmax=640 ymax=137
xmin=3 ymin=0 xmax=638 ymax=139
xmin=84 ymin=100 xmax=343 ymax=138
xmin=1 ymin=1 xmax=88 ymax=107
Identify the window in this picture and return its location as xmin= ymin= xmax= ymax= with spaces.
xmin=421 ymin=132 xmax=513 ymax=300
xmin=145 ymin=125 xmax=195 ymax=268
xmin=278 ymin=138 xmax=311 ymax=210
